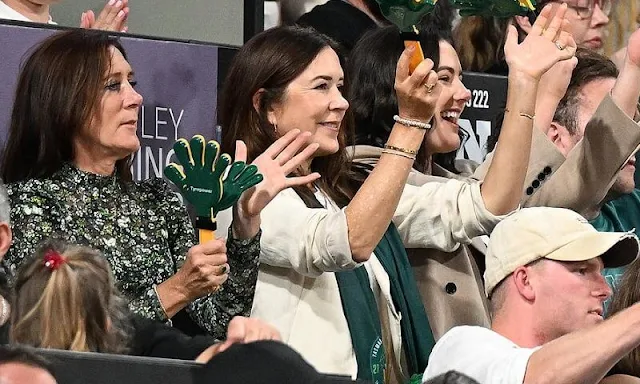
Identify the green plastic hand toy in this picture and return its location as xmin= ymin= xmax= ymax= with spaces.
xmin=451 ymin=0 xmax=536 ymax=18
xmin=165 ymin=135 xmax=265 ymax=243
xmin=217 ymin=161 xmax=264 ymax=216
xmin=165 ymin=135 xmax=230 ymax=229
xmin=375 ymin=0 xmax=439 ymax=73
xmin=375 ymin=0 xmax=438 ymax=33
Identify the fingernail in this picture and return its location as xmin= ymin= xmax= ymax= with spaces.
xmin=116 ymin=0 xmax=122 ymax=7
xmin=117 ymin=10 xmax=125 ymax=18
xmin=108 ymin=0 xmax=116 ymax=5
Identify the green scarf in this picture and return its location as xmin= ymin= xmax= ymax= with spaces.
xmin=293 ymin=187 xmax=435 ymax=383
xmin=336 ymin=223 xmax=435 ymax=383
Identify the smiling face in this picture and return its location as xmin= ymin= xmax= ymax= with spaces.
xmin=424 ymin=40 xmax=472 ymax=155
xmin=74 ymin=46 xmax=143 ymax=162
xmin=530 ymin=257 xmax=611 ymax=342
xmin=267 ymin=47 xmax=349 ymax=158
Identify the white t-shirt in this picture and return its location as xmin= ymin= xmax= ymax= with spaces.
xmin=0 ymin=1 xmax=55 ymax=24
xmin=423 ymin=326 xmax=539 ymax=384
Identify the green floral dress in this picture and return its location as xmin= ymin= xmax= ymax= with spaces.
xmin=3 ymin=163 xmax=260 ymax=339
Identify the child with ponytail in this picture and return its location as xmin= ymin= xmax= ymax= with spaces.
xmin=9 ymin=240 xmax=280 ymax=361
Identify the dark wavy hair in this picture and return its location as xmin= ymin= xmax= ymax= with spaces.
xmin=219 ymin=26 xmax=361 ymax=207
xmin=348 ymin=23 xmax=465 ymax=173
xmin=1 ymin=29 xmax=133 ymax=183
xmin=10 ymin=240 xmax=133 ymax=354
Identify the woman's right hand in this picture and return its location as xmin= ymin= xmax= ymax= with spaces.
xmin=504 ymin=3 xmax=576 ymax=81
xmin=173 ymin=239 xmax=229 ymax=301
xmin=394 ymin=46 xmax=441 ymax=123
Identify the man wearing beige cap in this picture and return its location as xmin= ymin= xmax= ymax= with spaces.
xmin=422 ymin=207 xmax=640 ymax=384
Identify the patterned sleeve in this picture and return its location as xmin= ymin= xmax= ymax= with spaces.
xmin=157 ymin=181 xmax=261 ymax=339
xmin=3 ymin=183 xmax=62 ymax=280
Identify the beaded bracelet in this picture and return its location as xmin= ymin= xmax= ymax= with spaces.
xmin=393 ymin=115 xmax=432 ymax=130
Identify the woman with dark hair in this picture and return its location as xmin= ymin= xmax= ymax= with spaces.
xmin=349 ymin=24 xmax=471 ymax=175
xmin=1 ymin=29 xmax=315 ymax=340
xmin=219 ymin=9 xmax=575 ymax=381
xmin=347 ymin=24 xmax=484 ymax=340
xmin=454 ymin=0 xmax=611 ymax=74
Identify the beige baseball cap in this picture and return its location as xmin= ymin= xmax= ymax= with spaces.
xmin=484 ymin=207 xmax=639 ymax=297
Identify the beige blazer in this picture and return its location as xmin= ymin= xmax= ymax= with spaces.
xmin=474 ymin=95 xmax=640 ymax=219
xmin=349 ymin=94 xmax=640 ymax=340
xmin=351 ymin=146 xmax=491 ymax=340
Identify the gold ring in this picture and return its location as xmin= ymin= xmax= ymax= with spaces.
xmin=555 ymin=41 xmax=565 ymax=50
xmin=424 ymin=83 xmax=435 ymax=93
xmin=218 ymin=265 xmax=229 ymax=275
xmin=541 ymin=28 xmax=547 ymax=35
xmin=210 ymin=286 xmax=221 ymax=295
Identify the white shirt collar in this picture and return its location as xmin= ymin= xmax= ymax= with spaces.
xmin=0 ymin=1 xmax=56 ymax=24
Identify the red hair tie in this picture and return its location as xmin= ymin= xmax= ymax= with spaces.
xmin=44 ymin=249 xmax=66 ymax=271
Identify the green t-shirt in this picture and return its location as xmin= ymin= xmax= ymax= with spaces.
xmin=590 ymin=189 xmax=640 ymax=293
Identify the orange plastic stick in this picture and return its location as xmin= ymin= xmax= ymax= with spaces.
xmin=404 ymin=40 xmax=425 ymax=74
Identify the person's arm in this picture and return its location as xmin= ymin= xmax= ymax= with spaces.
xmin=2 ymin=183 xmax=60 ymax=282
xmin=147 ymin=184 xmax=257 ymax=339
xmin=343 ymin=47 xmax=439 ymax=261
xmin=611 ymin=29 xmax=640 ymax=119
xmin=525 ymin=95 xmax=640 ymax=218
xmin=479 ymin=5 xmax=576 ymax=216
xmin=523 ymin=303 xmax=640 ymax=384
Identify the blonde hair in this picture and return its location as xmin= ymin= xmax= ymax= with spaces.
xmin=10 ymin=240 xmax=131 ymax=353
xmin=603 ymin=0 xmax=640 ymax=57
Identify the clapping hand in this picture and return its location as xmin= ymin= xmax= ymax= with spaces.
xmin=504 ymin=3 xmax=577 ymax=82
xmin=80 ymin=0 xmax=129 ymax=32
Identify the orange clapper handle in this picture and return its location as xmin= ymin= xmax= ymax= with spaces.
xmin=404 ymin=40 xmax=425 ymax=75
xmin=196 ymin=216 xmax=217 ymax=243
xmin=199 ymin=228 xmax=215 ymax=243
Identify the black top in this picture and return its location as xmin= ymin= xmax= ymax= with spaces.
xmin=0 ymin=312 xmax=215 ymax=360
xmin=128 ymin=315 xmax=215 ymax=359
xmin=297 ymin=0 xmax=377 ymax=54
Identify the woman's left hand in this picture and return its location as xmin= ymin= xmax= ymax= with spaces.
xmin=504 ymin=3 xmax=577 ymax=81
xmin=232 ymin=129 xmax=320 ymax=239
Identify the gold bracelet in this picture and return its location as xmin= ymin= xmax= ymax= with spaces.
xmin=381 ymin=148 xmax=416 ymax=160
xmin=504 ymin=108 xmax=535 ymax=120
xmin=384 ymin=144 xmax=417 ymax=156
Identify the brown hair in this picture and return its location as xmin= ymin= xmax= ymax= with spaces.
xmin=1 ymin=29 xmax=133 ymax=183
xmin=219 ymin=26 xmax=359 ymax=207
xmin=453 ymin=16 xmax=512 ymax=72
xmin=607 ymin=259 xmax=640 ymax=376
xmin=10 ymin=240 xmax=131 ymax=354
xmin=553 ymin=47 xmax=618 ymax=135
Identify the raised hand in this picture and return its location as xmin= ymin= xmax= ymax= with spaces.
xmin=165 ymin=136 xmax=230 ymax=224
xmin=504 ymin=3 xmax=576 ymax=81
xmin=80 ymin=0 xmax=129 ymax=32
xmin=235 ymin=129 xmax=320 ymax=220
xmin=217 ymin=163 xmax=263 ymax=216
xmin=394 ymin=45 xmax=442 ymax=123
